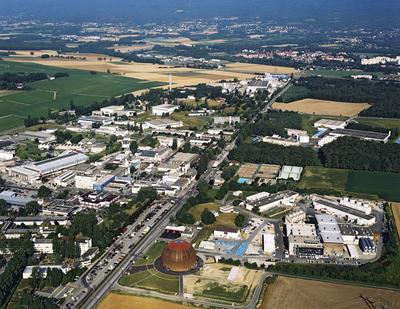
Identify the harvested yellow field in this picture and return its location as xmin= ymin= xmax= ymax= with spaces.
xmin=147 ymin=37 xmax=226 ymax=46
xmin=7 ymin=56 xmax=297 ymax=94
xmin=109 ymin=44 xmax=154 ymax=53
xmin=273 ymin=99 xmax=370 ymax=117
xmin=392 ymin=203 xmax=400 ymax=238
xmin=261 ymin=276 xmax=400 ymax=309
xmin=225 ymin=62 xmax=297 ymax=74
xmin=98 ymin=293 xmax=194 ymax=309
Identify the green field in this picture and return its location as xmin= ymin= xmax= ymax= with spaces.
xmin=298 ymin=166 xmax=349 ymax=191
xmin=298 ymin=166 xmax=400 ymax=201
xmin=356 ymin=117 xmax=400 ymax=134
xmin=119 ymin=269 xmax=179 ymax=294
xmin=134 ymin=241 xmax=166 ymax=266
xmin=195 ymin=282 xmax=248 ymax=303
xmin=170 ymin=111 xmax=210 ymax=129
xmin=346 ymin=171 xmax=400 ymax=202
xmin=279 ymin=85 xmax=310 ymax=103
xmin=0 ymin=60 xmax=163 ymax=132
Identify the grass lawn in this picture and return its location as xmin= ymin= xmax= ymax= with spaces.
xmin=134 ymin=241 xmax=166 ymax=266
xmin=196 ymin=282 xmax=248 ymax=303
xmin=279 ymin=85 xmax=310 ymax=103
xmin=7 ymin=279 xmax=32 ymax=309
xmin=188 ymin=203 xmax=237 ymax=228
xmin=192 ymin=226 xmax=214 ymax=246
xmin=0 ymin=60 xmax=163 ymax=132
xmin=119 ymin=268 xmax=179 ymax=295
xmin=188 ymin=202 xmax=220 ymax=221
xmin=170 ymin=111 xmax=210 ymax=129
xmin=298 ymin=166 xmax=349 ymax=191
xmin=356 ymin=117 xmax=400 ymax=135
xmin=346 ymin=171 xmax=400 ymax=202
xmin=178 ymin=98 xmax=222 ymax=108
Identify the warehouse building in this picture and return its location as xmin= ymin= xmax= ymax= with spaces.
xmin=8 ymin=152 xmax=89 ymax=184
xmin=330 ymin=128 xmax=390 ymax=143
xmin=151 ymin=104 xmax=179 ymax=116
xmin=316 ymin=214 xmax=344 ymax=257
xmin=313 ymin=198 xmax=376 ymax=226
xmin=314 ymin=119 xmax=347 ymax=130
xmin=246 ymin=191 xmax=298 ymax=212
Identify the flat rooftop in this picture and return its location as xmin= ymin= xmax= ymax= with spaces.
xmin=331 ymin=128 xmax=390 ymax=140
xmin=315 ymin=199 xmax=375 ymax=221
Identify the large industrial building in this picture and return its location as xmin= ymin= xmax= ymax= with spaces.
xmin=313 ymin=198 xmax=376 ymax=226
xmin=8 ymin=152 xmax=89 ymax=184
xmin=316 ymin=214 xmax=344 ymax=257
xmin=246 ymin=191 xmax=299 ymax=212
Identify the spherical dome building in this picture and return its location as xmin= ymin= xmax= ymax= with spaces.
xmin=161 ymin=240 xmax=197 ymax=273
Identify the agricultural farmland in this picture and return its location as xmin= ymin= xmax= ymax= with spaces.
xmin=98 ymin=293 xmax=194 ymax=309
xmin=298 ymin=166 xmax=400 ymax=201
xmin=391 ymin=203 xmax=400 ymax=239
xmin=0 ymin=60 xmax=163 ymax=132
xmin=261 ymin=276 xmax=400 ymax=309
xmin=346 ymin=171 xmax=400 ymax=202
xmin=273 ymin=98 xmax=370 ymax=117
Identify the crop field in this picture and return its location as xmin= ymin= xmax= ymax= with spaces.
xmin=0 ymin=60 xmax=162 ymax=132
xmin=298 ymin=166 xmax=349 ymax=192
xmin=119 ymin=268 xmax=179 ymax=295
xmin=391 ymin=203 xmax=400 ymax=239
xmin=7 ymin=56 xmax=296 ymax=91
xmin=346 ymin=171 xmax=400 ymax=202
xmin=98 ymin=293 xmax=194 ymax=309
xmin=273 ymin=99 xmax=370 ymax=117
xmin=261 ymin=276 xmax=400 ymax=309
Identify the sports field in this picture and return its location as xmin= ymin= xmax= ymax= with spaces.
xmin=273 ymin=99 xmax=370 ymax=117
xmin=98 ymin=293 xmax=194 ymax=309
xmin=0 ymin=60 xmax=163 ymax=132
xmin=346 ymin=171 xmax=400 ymax=202
xmin=261 ymin=276 xmax=400 ymax=309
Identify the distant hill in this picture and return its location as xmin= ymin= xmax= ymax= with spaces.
xmin=1 ymin=0 xmax=399 ymax=28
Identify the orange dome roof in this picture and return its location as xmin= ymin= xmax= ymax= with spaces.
xmin=161 ymin=240 xmax=197 ymax=272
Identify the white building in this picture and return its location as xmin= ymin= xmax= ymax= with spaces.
xmin=213 ymin=226 xmax=240 ymax=240
xmin=156 ymin=136 xmax=183 ymax=148
xmin=144 ymin=119 xmax=183 ymax=130
xmin=151 ymin=104 xmax=179 ymax=116
xmin=246 ymin=191 xmax=299 ymax=213
xmin=313 ymin=198 xmax=376 ymax=226
xmin=23 ymin=265 xmax=71 ymax=279
xmin=314 ymin=119 xmax=347 ymax=130
xmin=8 ymin=152 xmax=89 ymax=185
xmin=278 ymin=166 xmax=303 ymax=181
xmin=213 ymin=116 xmax=240 ymax=125
xmin=262 ymin=233 xmax=275 ymax=254
xmin=33 ymin=238 xmax=54 ymax=254
xmin=75 ymin=236 xmax=92 ymax=256
xmin=285 ymin=208 xmax=306 ymax=223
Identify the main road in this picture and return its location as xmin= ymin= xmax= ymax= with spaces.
xmin=73 ymin=138 xmax=236 ymax=309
